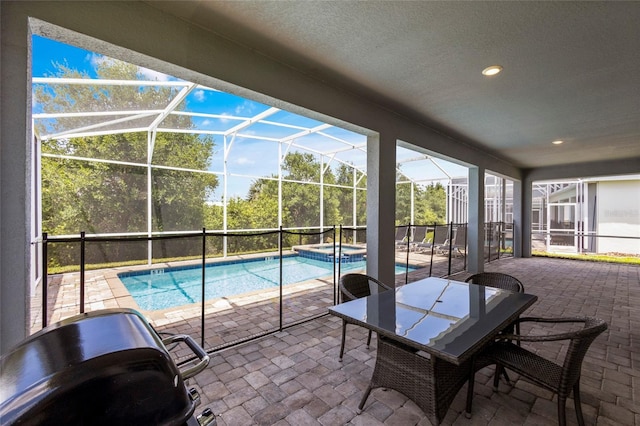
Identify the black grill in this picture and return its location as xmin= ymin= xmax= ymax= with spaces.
xmin=1 ymin=308 xmax=215 ymax=426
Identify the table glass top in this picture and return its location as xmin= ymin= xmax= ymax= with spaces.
xmin=329 ymin=277 xmax=537 ymax=362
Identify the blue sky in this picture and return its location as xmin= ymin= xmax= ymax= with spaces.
xmin=32 ymin=35 xmax=467 ymax=200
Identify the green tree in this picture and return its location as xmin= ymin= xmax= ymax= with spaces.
xmin=281 ymin=153 xmax=321 ymax=230
xmin=35 ymin=60 xmax=218 ymax=265
xmin=245 ymin=152 xmax=341 ymax=246
xmin=321 ymin=164 xmax=341 ymax=230
xmin=396 ymin=180 xmax=447 ymax=226
xmin=395 ymin=176 xmax=413 ymax=225
xmin=332 ymin=164 xmax=351 ymax=226
xmin=418 ymin=182 xmax=447 ymax=224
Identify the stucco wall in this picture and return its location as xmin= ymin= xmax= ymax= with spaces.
xmin=596 ymin=180 xmax=640 ymax=255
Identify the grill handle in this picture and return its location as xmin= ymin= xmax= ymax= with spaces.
xmin=162 ymin=334 xmax=210 ymax=379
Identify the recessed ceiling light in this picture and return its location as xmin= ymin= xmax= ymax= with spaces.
xmin=552 ymin=140 xmax=564 ymax=145
xmin=482 ymin=65 xmax=503 ymax=76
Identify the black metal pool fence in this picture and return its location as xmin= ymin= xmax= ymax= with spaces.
xmin=37 ymin=222 xmax=512 ymax=354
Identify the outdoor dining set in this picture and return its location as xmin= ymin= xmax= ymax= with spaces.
xmin=328 ymin=272 xmax=607 ymax=426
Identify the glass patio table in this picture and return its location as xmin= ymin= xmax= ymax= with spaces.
xmin=328 ymin=276 xmax=537 ymax=425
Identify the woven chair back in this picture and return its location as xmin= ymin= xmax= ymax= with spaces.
xmin=465 ymin=272 xmax=524 ymax=293
xmin=339 ymin=273 xmax=391 ymax=303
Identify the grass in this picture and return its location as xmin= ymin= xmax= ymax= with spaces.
xmin=46 ymin=246 xmax=300 ymax=275
xmin=47 ymin=256 xmax=200 ymax=275
xmin=532 ymin=251 xmax=640 ymax=265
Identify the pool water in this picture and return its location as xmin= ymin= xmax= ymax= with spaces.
xmin=119 ymin=256 xmax=414 ymax=311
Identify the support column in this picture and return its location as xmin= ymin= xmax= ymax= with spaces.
xmin=467 ymin=166 xmax=485 ymax=273
xmin=366 ymin=133 xmax=396 ymax=286
xmin=520 ymin=177 xmax=533 ymax=257
xmin=1 ymin=9 xmax=31 ymax=353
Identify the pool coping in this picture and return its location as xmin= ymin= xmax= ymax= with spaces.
xmin=292 ymin=243 xmax=367 ymax=262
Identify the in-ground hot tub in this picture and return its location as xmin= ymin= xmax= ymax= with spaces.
xmin=293 ymin=243 xmax=367 ymax=263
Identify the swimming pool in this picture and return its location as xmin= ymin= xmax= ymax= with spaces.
xmin=119 ymin=256 xmax=414 ymax=311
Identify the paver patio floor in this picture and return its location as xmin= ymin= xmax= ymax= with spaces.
xmin=30 ymin=256 xmax=638 ymax=424
xmin=184 ymin=257 xmax=639 ymax=425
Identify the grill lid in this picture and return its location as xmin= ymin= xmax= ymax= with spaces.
xmin=1 ymin=309 xmax=197 ymax=426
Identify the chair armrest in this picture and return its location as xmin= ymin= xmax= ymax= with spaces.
xmin=339 ymin=274 xmax=392 ymax=302
xmin=499 ymin=332 xmax=574 ymax=343
xmin=368 ymin=276 xmax=393 ymax=292
xmin=498 ymin=316 xmax=594 ymax=343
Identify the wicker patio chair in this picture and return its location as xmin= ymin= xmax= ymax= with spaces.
xmin=463 ymin=272 xmax=525 ymax=413
xmin=465 ymin=272 xmax=524 ymax=337
xmin=338 ymin=273 xmax=393 ymax=361
xmin=466 ymin=316 xmax=607 ymax=426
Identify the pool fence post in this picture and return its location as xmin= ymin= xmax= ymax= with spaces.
xmin=336 ymin=226 xmax=340 ymax=306
xmin=447 ymin=222 xmax=454 ymax=276
xmin=279 ymin=226 xmax=283 ymax=331
xmin=42 ymin=232 xmax=48 ymax=328
xmin=80 ymin=231 xmax=85 ymax=314
xmin=464 ymin=222 xmax=468 ymax=271
xmin=429 ymin=223 xmax=436 ymax=277
xmin=488 ymin=222 xmax=493 ymax=263
xmin=498 ymin=221 xmax=502 ymax=259
xmin=405 ymin=224 xmax=411 ymax=285
xmin=201 ymin=227 xmax=206 ymax=349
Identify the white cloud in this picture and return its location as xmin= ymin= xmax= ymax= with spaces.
xmin=202 ymin=119 xmax=211 ymax=126
xmin=194 ymin=89 xmax=206 ymax=102
xmin=236 ymin=157 xmax=255 ymax=165
xmin=219 ymin=113 xmax=232 ymax=124
xmin=86 ymin=53 xmax=116 ymax=68
xmin=235 ymin=100 xmax=257 ymax=116
xmin=137 ymin=66 xmax=171 ymax=81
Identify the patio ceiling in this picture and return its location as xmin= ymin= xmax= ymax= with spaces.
xmin=145 ymin=1 xmax=640 ymax=171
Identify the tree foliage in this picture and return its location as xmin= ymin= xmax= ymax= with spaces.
xmin=37 ymin=60 xmax=448 ymax=267
xmin=242 ymin=153 xmax=341 ymax=246
xmin=36 ymin=60 xmax=218 ymax=265
xmin=207 ymin=153 xmax=370 ymax=249
xmin=396 ymin=181 xmax=447 ymax=226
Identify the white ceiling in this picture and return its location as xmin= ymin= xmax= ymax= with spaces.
xmin=148 ymin=1 xmax=640 ymax=170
